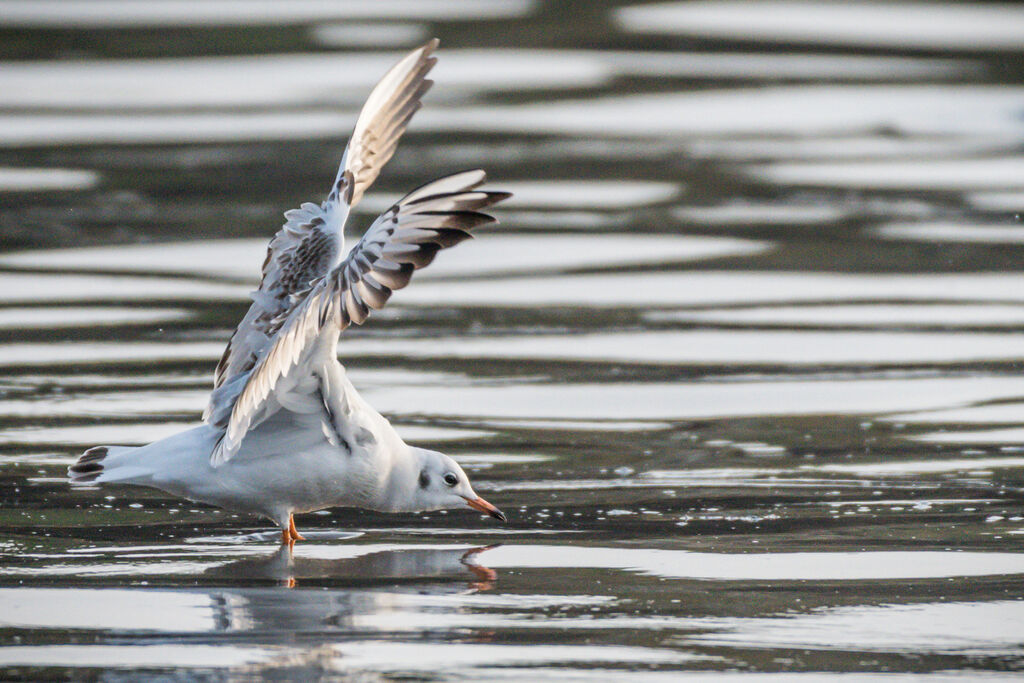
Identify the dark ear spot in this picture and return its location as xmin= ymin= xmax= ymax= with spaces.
xmin=419 ymin=471 xmax=430 ymax=489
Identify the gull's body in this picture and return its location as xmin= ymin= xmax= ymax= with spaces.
xmin=82 ymin=364 xmax=410 ymax=524
xmin=69 ymin=40 xmax=508 ymax=542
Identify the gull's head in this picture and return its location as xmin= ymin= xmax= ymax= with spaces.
xmin=409 ymin=448 xmax=506 ymax=522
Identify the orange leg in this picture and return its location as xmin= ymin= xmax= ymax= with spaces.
xmin=281 ymin=528 xmax=292 ymax=546
xmin=288 ymin=514 xmax=305 ymax=542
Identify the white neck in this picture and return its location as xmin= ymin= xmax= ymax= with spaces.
xmin=370 ymin=446 xmax=422 ymax=512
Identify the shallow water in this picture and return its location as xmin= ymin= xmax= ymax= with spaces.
xmin=3 ymin=1 xmax=1024 ymax=679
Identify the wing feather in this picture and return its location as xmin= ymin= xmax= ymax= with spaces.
xmin=329 ymin=38 xmax=440 ymax=207
xmin=209 ymin=170 xmax=510 ymax=465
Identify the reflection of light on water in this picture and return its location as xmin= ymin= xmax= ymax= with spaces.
xmin=0 ymin=111 xmax=356 ymax=147
xmin=804 ymin=457 xmax=1024 ymax=475
xmin=479 ymin=419 xmax=672 ymax=432
xmin=599 ymin=50 xmax=971 ymax=80
xmin=688 ymin=135 xmax=1013 ymax=162
xmin=310 ymin=22 xmax=428 ymax=48
xmin=750 ymin=157 xmax=1024 ymax=191
xmin=0 ymin=422 xmax=197 ymax=446
xmin=0 ymin=388 xmax=208 ymax=417
xmin=497 ymin=180 xmax=679 ymax=209
xmin=432 ymin=234 xmax=767 ymax=277
xmin=617 ymin=1 xmax=1024 ymax=51
xmin=11 ymin=372 xmax=208 ymax=388
xmin=416 ymin=85 xmax=1024 ymax=138
xmin=338 ymin=328 xmax=1024 ymax=365
xmin=674 ymin=201 xmax=847 ymax=226
xmin=645 ymin=467 xmax=1006 ymax=488
xmin=328 ymin=642 xmax=700 ymax=672
xmin=910 ymin=428 xmax=1024 ymax=445
xmin=0 ymin=306 xmax=190 ymax=328
xmin=884 ymin=402 xmax=1024 ymax=425
xmin=647 ymin=304 xmax=1024 ymax=328
xmin=0 ymin=167 xmax=98 ymax=192
xmin=395 ymin=425 xmax=494 ymax=443
xmin=0 ymin=239 xmax=270 ymax=277
xmin=970 ymin=190 xmax=1024 ymax=212
xmin=0 ymin=272 xmax=247 ymax=303
xmin=875 ymin=222 xmax=1024 ymax=244
xmin=0 ymin=644 xmax=271 ymax=669
xmin=477 ymin=545 xmax=1024 ymax=580
xmin=498 ymin=210 xmax=621 ymax=231
xmin=684 ymin=601 xmax=1024 ymax=655
xmin=360 ymin=376 xmax=1024 ymax=421
xmin=0 ymin=343 xmax=224 ymax=367
xmin=0 ymin=588 xmax=215 ymax=631
xmin=0 ymin=0 xmax=535 ymax=28
xmin=398 ymin=270 xmax=1024 ymax=308
xmin=453 ymin=454 xmax=550 ymax=465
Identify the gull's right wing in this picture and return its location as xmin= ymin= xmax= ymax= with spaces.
xmin=209 ymin=170 xmax=511 ymax=466
xmin=205 ymin=39 xmax=439 ymax=421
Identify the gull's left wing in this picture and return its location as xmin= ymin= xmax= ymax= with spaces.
xmin=209 ymin=170 xmax=510 ymax=465
xmin=207 ymin=39 xmax=439 ymax=405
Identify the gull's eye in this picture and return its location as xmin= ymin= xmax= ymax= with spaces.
xmin=443 ymin=472 xmax=458 ymax=487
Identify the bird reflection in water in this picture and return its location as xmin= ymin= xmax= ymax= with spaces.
xmin=204 ymin=543 xmax=498 ymax=591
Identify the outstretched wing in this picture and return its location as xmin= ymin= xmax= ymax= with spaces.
xmin=206 ymin=39 xmax=439 ymax=420
xmin=210 ymin=170 xmax=510 ymax=465
xmin=334 ymin=38 xmax=440 ymax=208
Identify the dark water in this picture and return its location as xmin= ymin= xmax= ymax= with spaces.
xmin=3 ymin=0 xmax=1024 ymax=679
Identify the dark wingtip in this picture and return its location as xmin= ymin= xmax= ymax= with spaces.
xmin=486 ymin=191 xmax=513 ymax=203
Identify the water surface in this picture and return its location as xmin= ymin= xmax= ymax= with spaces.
xmin=2 ymin=1 xmax=1024 ymax=679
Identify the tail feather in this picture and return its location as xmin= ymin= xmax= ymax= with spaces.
xmin=68 ymin=445 xmax=138 ymax=484
xmin=68 ymin=446 xmax=108 ymax=483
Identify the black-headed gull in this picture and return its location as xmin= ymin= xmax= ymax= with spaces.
xmin=69 ymin=39 xmax=509 ymax=544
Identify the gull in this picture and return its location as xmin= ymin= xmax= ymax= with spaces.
xmin=68 ymin=39 xmax=509 ymax=544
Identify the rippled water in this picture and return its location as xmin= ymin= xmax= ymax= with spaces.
xmin=3 ymin=1 xmax=1024 ymax=679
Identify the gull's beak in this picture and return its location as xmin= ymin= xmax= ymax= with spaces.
xmin=466 ymin=496 xmax=507 ymax=522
